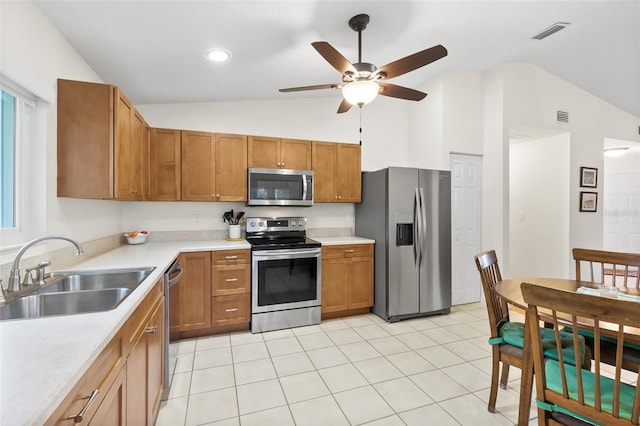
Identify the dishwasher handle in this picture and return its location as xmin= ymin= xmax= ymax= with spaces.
xmin=165 ymin=264 xmax=183 ymax=288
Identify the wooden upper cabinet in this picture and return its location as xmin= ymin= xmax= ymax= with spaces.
xmin=150 ymin=128 xmax=181 ymax=200
xmin=248 ymin=136 xmax=311 ymax=170
xmin=57 ymin=79 xmax=114 ymax=199
xmin=312 ymin=141 xmax=361 ymax=202
xmin=215 ymin=133 xmax=247 ymax=201
xmin=181 ymin=130 xmax=215 ymax=201
xmin=336 ymin=143 xmax=361 ymax=203
xmin=57 ymin=79 xmax=149 ymax=200
xmin=181 ymin=131 xmax=247 ymax=201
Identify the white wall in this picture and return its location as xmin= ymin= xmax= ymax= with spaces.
xmin=509 ymin=134 xmax=570 ymax=277
xmin=0 ymin=1 xmax=122 ymax=258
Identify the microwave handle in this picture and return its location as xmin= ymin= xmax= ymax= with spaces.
xmin=302 ymin=174 xmax=308 ymax=200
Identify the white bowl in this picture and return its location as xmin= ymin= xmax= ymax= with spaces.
xmin=124 ymin=232 xmax=149 ymax=245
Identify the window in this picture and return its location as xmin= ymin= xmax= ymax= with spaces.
xmin=0 ymin=77 xmax=44 ymax=248
xmin=1 ymin=89 xmax=16 ymax=228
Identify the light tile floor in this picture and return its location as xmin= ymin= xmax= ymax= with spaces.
xmin=156 ymin=303 xmax=637 ymax=426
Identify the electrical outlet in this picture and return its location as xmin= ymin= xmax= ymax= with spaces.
xmin=193 ymin=214 xmax=200 ymax=224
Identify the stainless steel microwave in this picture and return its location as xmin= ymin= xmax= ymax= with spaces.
xmin=248 ymin=168 xmax=314 ymax=206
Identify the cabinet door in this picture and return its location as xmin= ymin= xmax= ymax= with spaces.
xmin=114 ymin=88 xmax=134 ymax=200
xmin=89 ymin=367 xmax=126 ymax=426
xmin=321 ymin=257 xmax=349 ymax=313
xmin=178 ymin=252 xmax=212 ymax=331
xmin=57 ymin=79 xmax=114 ymax=199
xmin=181 ymin=130 xmax=215 ymax=201
xmin=281 ymin=139 xmax=312 ymax=170
xmin=348 ymin=256 xmax=374 ymax=309
xmin=312 ymin=142 xmax=337 ymax=202
xmin=336 ymin=143 xmax=361 ymax=202
xmin=150 ymin=128 xmax=181 ymax=200
xmin=129 ymin=110 xmax=146 ymax=200
xmin=215 ymin=133 xmax=247 ymax=201
xmin=126 ymin=327 xmax=147 ymax=425
xmin=248 ymin=136 xmax=280 ymax=168
xmin=147 ymin=300 xmax=164 ymax=424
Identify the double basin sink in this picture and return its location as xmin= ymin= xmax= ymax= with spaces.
xmin=0 ymin=267 xmax=155 ymax=321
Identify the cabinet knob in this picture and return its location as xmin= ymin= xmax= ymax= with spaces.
xmin=145 ymin=325 xmax=158 ymax=334
xmin=338 ymin=195 xmax=342 ymax=200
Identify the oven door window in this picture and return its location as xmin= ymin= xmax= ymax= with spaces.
xmin=256 ymin=257 xmax=318 ymax=307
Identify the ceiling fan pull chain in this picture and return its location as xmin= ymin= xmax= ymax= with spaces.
xmin=359 ymin=108 xmax=363 ymax=146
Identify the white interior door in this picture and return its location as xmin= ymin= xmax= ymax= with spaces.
xmin=450 ymin=154 xmax=482 ymax=305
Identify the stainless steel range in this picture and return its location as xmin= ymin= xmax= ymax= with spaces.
xmin=246 ymin=217 xmax=321 ymax=333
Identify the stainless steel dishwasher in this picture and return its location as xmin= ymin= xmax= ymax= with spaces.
xmin=163 ymin=257 xmax=182 ymax=396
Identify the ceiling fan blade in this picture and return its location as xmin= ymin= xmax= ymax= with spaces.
xmin=376 ymin=45 xmax=447 ymax=80
xmin=312 ymin=41 xmax=357 ymax=75
xmin=379 ymin=82 xmax=427 ymax=101
xmin=337 ymin=98 xmax=352 ymax=114
xmin=279 ymin=83 xmax=341 ymax=93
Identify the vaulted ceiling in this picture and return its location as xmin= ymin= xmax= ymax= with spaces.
xmin=34 ymin=1 xmax=640 ymax=117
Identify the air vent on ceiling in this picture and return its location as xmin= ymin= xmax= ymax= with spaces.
xmin=532 ymin=22 xmax=570 ymax=40
xmin=557 ymin=110 xmax=569 ymax=123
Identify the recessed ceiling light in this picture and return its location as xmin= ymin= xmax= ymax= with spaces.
xmin=603 ymin=147 xmax=630 ymax=157
xmin=206 ymin=48 xmax=231 ymax=62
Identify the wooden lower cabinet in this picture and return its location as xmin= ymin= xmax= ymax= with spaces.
xmin=175 ymin=251 xmax=212 ymax=332
xmin=47 ymin=280 xmax=164 ymax=425
xmin=321 ymin=244 xmax=374 ymax=318
xmin=170 ymin=249 xmax=250 ymax=340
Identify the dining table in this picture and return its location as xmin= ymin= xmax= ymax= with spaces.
xmin=493 ymin=277 xmax=640 ymax=426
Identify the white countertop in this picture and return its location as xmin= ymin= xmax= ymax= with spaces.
xmin=0 ymin=239 xmax=249 ymax=425
xmin=0 ymin=236 xmax=374 ymax=424
xmin=311 ymin=236 xmax=374 ymax=245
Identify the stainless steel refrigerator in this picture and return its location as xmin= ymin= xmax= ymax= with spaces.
xmin=355 ymin=167 xmax=451 ymax=322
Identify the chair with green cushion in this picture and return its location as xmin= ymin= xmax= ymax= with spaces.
xmin=522 ymin=282 xmax=640 ymax=425
xmin=475 ymin=250 xmax=591 ymax=414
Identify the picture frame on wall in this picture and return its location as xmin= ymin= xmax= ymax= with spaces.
xmin=580 ymin=166 xmax=598 ymax=188
xmin=579 ymin=191 xmax=598 ymax=212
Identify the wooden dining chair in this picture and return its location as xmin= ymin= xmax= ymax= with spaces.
xmin=573 ymin=248 xmax=640 ymax=371
xmin=522 ymin=282 xmax=640 ymax=425
xmin=573 ymin=248 xmax=640 ymax=290
xmin=475 ymin=250 xmax=522 ymax=412
xmin=475 ymin=250 xmax=590 ymax=414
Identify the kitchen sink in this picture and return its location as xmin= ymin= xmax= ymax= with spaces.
xmin=38 ymin=267 xmax=155 ymax=294
xmin=0 ymin=288 xmax=131 ymax=320
xmin=0 ymin=267 xmax=155 ymax=321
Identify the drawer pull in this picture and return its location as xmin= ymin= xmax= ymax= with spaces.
xmin=145 ymin=326 xmax=158 ymax=334
xmin=225 ymin=308 xmax=238 ymax=313
xmin=68 ymin=389 xmax=99 ymax=423
xmin=344 ymin=249 xmax=355 ymax=253
xmin=225 ymin=278 xmax=238 ymax=282
xmin=225 ymin=256 xmax=238 ymax=260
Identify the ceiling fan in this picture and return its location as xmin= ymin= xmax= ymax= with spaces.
xmin=279 ymin=13 xmax=448 ymax=114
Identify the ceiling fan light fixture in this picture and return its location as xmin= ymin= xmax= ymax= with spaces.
xmin=342 ymin=80 xmax=379 ymax=107
xmin=206 ymin=48 xmax=231 ymax=62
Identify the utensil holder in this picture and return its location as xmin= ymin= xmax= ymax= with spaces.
xmin=229 ymin=225 xmax=241 ymax=239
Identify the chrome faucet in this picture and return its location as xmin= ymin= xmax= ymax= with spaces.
xmin=7 ymin=236 xmax=84 ymax=293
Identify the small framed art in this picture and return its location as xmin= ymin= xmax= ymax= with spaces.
xmin=579 ymin=191 xmax=598 ymax=212
xmin=580 ymin=167 xmax=598 ymax=188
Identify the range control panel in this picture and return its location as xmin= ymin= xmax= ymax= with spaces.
xmin=245 ymin=217 xmax=307 ymax=233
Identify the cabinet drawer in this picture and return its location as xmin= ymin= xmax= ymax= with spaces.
xmin=212 ymin=294 xmax=250 ymax=326
xmin=322 ymin=244 xmax=373 ymax=259
xmin=212 ymin=265 xmax=250 ymax=296
xmin=212 ymin=249 xmax=250 ymax=266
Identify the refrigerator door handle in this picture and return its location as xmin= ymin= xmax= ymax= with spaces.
xmin=415 ymin=187 xmax=424 ymax=266
xmin=413 ymin=188 xmax=419 ymax=265
xmin=419 ymin=187 xmax=428 ymax=266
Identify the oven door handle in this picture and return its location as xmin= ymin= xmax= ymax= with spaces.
xmin=253 ymin=249 xmax=321 ymax=258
